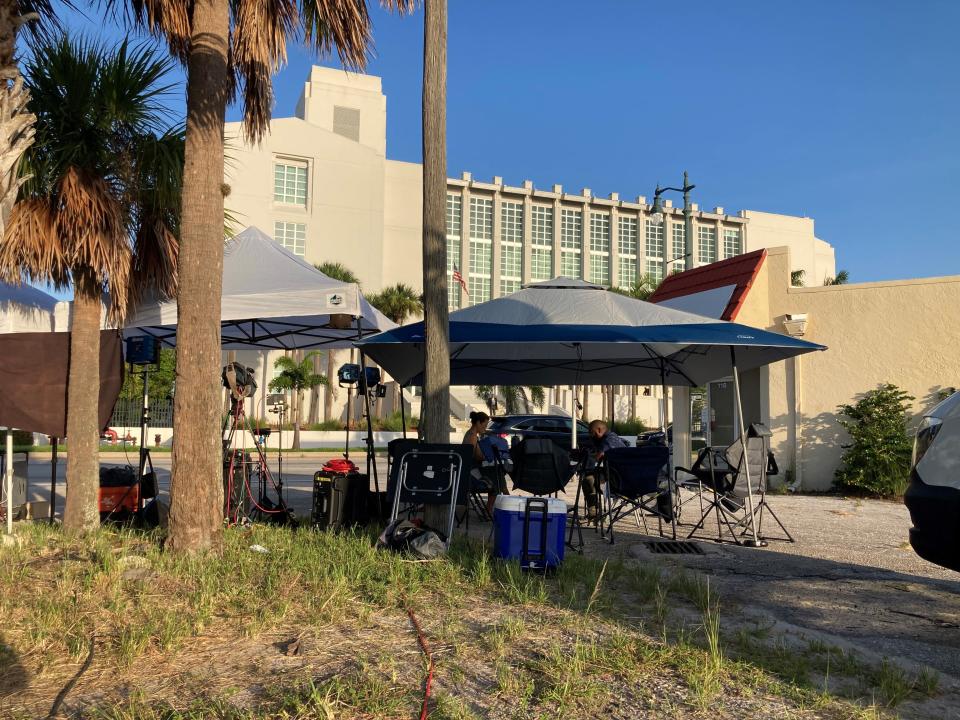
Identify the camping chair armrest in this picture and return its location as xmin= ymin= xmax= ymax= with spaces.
xmin=674 ymin=466 xmax=696 ymax=481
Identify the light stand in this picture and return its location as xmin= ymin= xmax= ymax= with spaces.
xmin=266 ymin=393 xmax=287 ymax=500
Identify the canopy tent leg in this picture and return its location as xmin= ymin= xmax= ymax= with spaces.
xmin=660 ymin=366 xmax=677 ymax=540
xmin=356 ymin=318 xmax=381 ymax=517
xmin=400 ymin=383 xmax=407 ymax=440
xmin=730 ymin=347 xmax=762 ymax=547
xmin=570 ymin=385 xmax=577 ymax=450
xmin=50 ymin=439 xmax=58 ymax=523
xmin=5 ymin=429 xmax=12 ymax=535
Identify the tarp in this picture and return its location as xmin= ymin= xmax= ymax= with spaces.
xmin=358 ymin=278 xmax=824 ymax=386
xmin=0 ymin=330 xmax=123 ymax=436
xmin=54 ymin=226 xmax=396 ymax=349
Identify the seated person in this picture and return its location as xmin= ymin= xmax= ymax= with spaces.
xmin=463 ymin=411 xmax=508 ymax=513
xmin=581 ymin=419 xmax=626 ymax=520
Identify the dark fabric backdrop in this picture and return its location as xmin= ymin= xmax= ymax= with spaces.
xmin=0 ymin=330 xmax=124 ymax=437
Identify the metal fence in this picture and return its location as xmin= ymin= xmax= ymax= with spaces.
xmin=109 ymin=398 xmax=174 ymax=428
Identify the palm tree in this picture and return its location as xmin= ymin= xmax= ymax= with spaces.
xmin=0 ymin=36 xmax=181 ymax=532
xmin=367 ymin=282 xmax=422 ymax=325
xmin=115 ymin=0 xmax=413 ymax=553
xmin=421 ymin=0 xmax=449 ymax=448
xmin=368 ymin=282 xmax=422 ymax=416
xmin=824 ymin=269 xmax=850 ymax=286
xmin=268 ymin=351 xmax=326 ymax=450
xmin=610 ymin=273 xmax=659 ymax=301
xmin=0 ymin=0 xmax=61 ymax=241
xmin=315 ymin=261 xmax=359 ymax=423
xmin=790 ymin=269 xmax=806 ymax=287
xmin=473 ymin=385 xmax=545 ymax=415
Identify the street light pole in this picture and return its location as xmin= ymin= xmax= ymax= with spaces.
xmin=650 ymin=172 xmax=696 ymax=281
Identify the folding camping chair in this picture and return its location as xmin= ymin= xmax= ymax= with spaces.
xmin=599 ymin=445 xmax=673 ymax=544
xmin=388 ymin=443 xmax=472 ymax=549
xmin=509 ymin=437 xmax=580 ymax=548
xmin=675 ymin=424 xmax=792 ymax=544
xmin=467 ymin=435 xmax=512 ymax=522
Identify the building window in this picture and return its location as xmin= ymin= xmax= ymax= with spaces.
xmin=588 ymin=212 xmax=610 ymax=286
xmin=698 ymin=225 xmax=717 ymax=264
xmin=723 ymin=227 xmax=742 ymax=258
xmin=332 ymin=106 xmax=360 ymax=142
xmin=530 ymin=205 xmax=554 ymax=280
xmin=646 ymin=258 xmax=663 ymax=285
xmin=469 ymin=196 xmax=493 ymax=240
xmin=500 ymin=201 xmax=523 ymax=293
xmin=618 ymin=257 xmax=636 ymax=288
xmin=672 ymin=223 xmax=686 ymax=261
xmin=273 ymin=161 xmax=307 ymax=206
xmin=446 ymin=193 xmax=462 ymax=237
xmin=500 ymin=278 xmax=521 ymax=296
xmin=530 ymin=248 xmax=552 ymax=281
xmin=468 ymin=276 xmax=491 ymax=305
xmin=274 ymin=221 xmax=306 ymax=256
xmin=560 ymin=208 xmax=582 ymax=278
xmin=645 ymin=218 xmax=664 ymax=261
xmin=446 ymin=193 xmax=462 ymax=310
xmin=618 ymin=216 xmax=638 ymax=288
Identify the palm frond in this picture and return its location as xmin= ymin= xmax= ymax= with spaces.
xmin=298 ymin=0 xmax=372 ymax=70
xmin=105 ymin=0 xmax=192 ymax=62
xmin=0 ymin=197 xmax=67 ymax=286
xmin=315 ymin=260 xmax=359 ymax=284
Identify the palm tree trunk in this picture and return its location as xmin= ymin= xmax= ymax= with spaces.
xmin=307 ymin=353 xmax=320 ymax=424
xmin=421 ymin=0 xmax=449 ymax=531
xmin=167 ymin=0 xmax=229 ymax=554
xmin=324 ymin=350 xmax=335 ymax=423
xmin=292 ymin=388 xmax=302 ymax=450
xmin=62 ymin=273 xmax=101 ymax=532
xmin=421 ymin=0 xmax=449 ymax=447
xmin=0 ymin=0 xmax=34 ymax=240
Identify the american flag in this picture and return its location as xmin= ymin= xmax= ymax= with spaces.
xmin=452 ymin=264 xmax=468 ymax=296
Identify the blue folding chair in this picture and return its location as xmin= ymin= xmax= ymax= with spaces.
xmin=599 ymin=445 xmax=673 ymax=544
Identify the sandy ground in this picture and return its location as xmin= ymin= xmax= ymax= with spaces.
xmin=18 ymin=452 xmax=960 ymax=715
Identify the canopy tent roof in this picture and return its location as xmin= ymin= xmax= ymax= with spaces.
xmin=0 ymin=282 xmax=56 ymax=333
xmin=357 ymin=278 xmax=824 ymax=387
xmin=55 ymin=226 xmax=395 ymax=349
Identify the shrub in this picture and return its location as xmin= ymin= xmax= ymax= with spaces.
xmin=307 ymin=420 xmax=345 ymax=431
xmin=608 ymin=418 xmax=650 ymax=436
xmin=834 ymin=383 xmax=915 ymax=498
xmin=376 ymin=411 xmax=419 ymax=432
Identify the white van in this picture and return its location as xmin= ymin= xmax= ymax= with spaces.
xmin=904 ymin=390 xmax=960 ymax=572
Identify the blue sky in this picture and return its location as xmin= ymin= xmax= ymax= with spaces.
xmin=59 ymin=0 xmax=960 ymax=283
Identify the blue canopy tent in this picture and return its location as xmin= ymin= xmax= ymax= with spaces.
xmin=358 ymin=278 xmax=825 ymax=545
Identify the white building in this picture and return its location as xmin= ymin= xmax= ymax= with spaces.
xmin=223 ymin=66 xmax=837 ymax=428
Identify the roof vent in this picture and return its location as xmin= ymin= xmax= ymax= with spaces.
xmin=333 ymin=106 xmax=360 ymax=141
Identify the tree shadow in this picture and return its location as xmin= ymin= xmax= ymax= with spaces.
xmin=0 ymin=633 xmax=28 ymax=710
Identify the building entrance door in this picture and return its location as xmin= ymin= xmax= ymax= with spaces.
xmin=707 ymin=380 xmax=736 ymax=447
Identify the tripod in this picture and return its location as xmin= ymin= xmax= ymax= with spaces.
xmin=222 ymin=393 xmax=292 ymax=524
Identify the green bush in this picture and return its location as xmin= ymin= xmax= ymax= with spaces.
xmin=307 ymin=420 xmax=345 ymax=431
xmin=834 ymin=383 xmax=915 ymax=498
xmin=375 ymin=411 xmax=419 ymax=432
xmin=608 ymin=418 xmax=650 ymax=436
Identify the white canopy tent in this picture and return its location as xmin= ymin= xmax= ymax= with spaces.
xmin=55 ymin=226 xmax=395 ymax=348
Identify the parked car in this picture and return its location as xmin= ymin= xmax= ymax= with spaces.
xmin=636 ymin=425 xmax=670 ymax=447
xmin=905 ymin=390 xmax=960 ymax=572
xmin=487 ymin=414 xmax=591 ymax=449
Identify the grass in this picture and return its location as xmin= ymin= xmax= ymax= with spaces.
xmin=0 ymin=522 xmax=942 ymax=719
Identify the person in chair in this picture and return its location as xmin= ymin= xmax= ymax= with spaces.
xmin=582 ymin=419 xmax=626 ymax=521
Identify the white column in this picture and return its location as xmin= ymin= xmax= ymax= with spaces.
xmin=5 ymin=429 xmax=13 ymax=535
xmin=672 ymin=387 xmax=692 ymax=469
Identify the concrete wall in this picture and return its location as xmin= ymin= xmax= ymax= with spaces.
xmin=742 ymin=209 xmax=836 ymax=285
xmin=745 ymin=246 xmax=960 ymax=490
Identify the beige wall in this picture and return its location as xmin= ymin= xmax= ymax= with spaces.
xmin=742 ymin=209 xmax=836 ymax=285
xmin=383 ymin=160 xmax=424 ymax=290
xmin=744 ymin=246 xmax=960 ymax=490
xmin=224 ymin=117 xmax=387 ymax=290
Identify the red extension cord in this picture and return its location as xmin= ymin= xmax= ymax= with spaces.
xmin=404 ymin=601 xmax=434 ymax=720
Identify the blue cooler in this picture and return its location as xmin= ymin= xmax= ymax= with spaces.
xmin=493 ymin=496 xmax=567 ymax=570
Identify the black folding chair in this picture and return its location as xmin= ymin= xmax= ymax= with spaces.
xmin=388 ymin=443 xmax=472 ymax=548
xmin=509 ymin=438 xmax=580 ymax=549
xmin=599 ymin=445 xmax=673 ymax=544
xmin=675 ymin=424 xmax=792 ymax=544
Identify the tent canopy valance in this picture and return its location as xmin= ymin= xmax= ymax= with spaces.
xmin=357 ymin=278 xmax=824 ymax=387
xmin=54 ymin=226 xmax=395 ymax=349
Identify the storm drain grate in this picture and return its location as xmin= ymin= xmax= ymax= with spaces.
xmin=645 ymin=540 xmax=704 ymax=555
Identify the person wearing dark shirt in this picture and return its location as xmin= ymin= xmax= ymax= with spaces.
xmin=582 ymin=419 xmax=626 ymax=520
